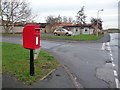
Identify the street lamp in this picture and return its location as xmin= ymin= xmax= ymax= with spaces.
xmin=96 ymin=9 xmax=104 ymax=37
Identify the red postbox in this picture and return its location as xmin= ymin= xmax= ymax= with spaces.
xmin=23 ymin=23 xmax=40 ymax=76
xmin=23 ymin=24 xmax=40 ymax=50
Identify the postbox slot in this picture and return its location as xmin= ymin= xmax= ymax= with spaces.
xmin=35 ymin=28 xmax=40 ymax=30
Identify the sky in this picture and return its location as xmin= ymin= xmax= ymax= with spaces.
xmin=28 ymin=0 xmax=119 ymax=29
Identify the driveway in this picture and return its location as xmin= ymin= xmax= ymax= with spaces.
xmin=1 ymin=33 xmax=119 ymax=88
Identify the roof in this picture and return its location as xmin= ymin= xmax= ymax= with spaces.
xmin=56 ymin=22 xmax=93 ymax=28
xmin=39 ymin=23 xmax=49 ymax=28
xmin=56 ymin=22 xmax=73 ymax=26
xmin=107 ymin=28 xmax=120 ymax=30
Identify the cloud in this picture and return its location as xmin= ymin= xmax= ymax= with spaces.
xmin=28 ymin=0 xmax=119 ymax=29
xmin=30 ymin=0 xmax=118 ymax=13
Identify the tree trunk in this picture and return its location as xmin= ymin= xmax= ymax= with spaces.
xmin=4 ymin=26 xmax=10 ymax=33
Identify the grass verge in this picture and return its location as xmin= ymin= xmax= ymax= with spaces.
xmin=2 ymin=33 xmax=103 ymax=41
xmin=2 ymin=42 xmax=58 ymax=85
xmin=41 ymin=34 xmax=103 ymax=41
xmin=0 ymin=43 xmax=2 ymax=73
xmin=2 ymin=33 xmax=22 ymax=36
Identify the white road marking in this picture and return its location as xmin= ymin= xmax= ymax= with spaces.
xmin=101 ymin=43 xmax=105 ymax=50
xmin=111 ymin=57 xmax=114 ymax=61
xmin=107 ymin=42 xmax=111 ymax=50
xmin=113 ymin=70 xmax=120 ymax=88
xmin=109 ymin=50 xmax=112 ymax=53
xmin=106 ymin=42 xmax=120 ymax=88
xmin=107 ymin=47 xmax=111 ymax=51
xmin=114 ymin=70 xmax=118 ymax=77
xmin=115 ymin=78 xmax=120 ymax=88
xmin=112 ymin=62 xmax=115 ymax=67
xmin=107 ymin=42 xmax=110 ymax=45
xmin=102 ymin=42 xmax=120 ymax=88
xmin=110 ymin=54 xmax=113 ymax=57
xmin=101 ymin=48 xmax=105 ymax=50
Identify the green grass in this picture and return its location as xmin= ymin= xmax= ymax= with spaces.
xmin=2 ymin=33 xmax=102 ymax=41
xmin=2 ymin=33 xmax=22 ymax=36
xmin=0 ymin=43 xmax=2 ymax=73
xmin=41 ymin=34 xmax=103 ymax=41
xmin=2 ymin=42 xmax=58 ymax=85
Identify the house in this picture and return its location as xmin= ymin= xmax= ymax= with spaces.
xmin=39 ymin=23 xmax=49 ymax=33
xmin=64 ymin=24 xmax=94 ymax=35
xmin=54 ymin=22 xmax=94 ymax=35
xmin=44 ymin=22 xmax=74 ymax=33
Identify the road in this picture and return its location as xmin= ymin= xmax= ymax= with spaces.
xmin=1 ymin=33 xmax=119 ymax=88
xmin=109 ymin=33 xmax=120 ymax=88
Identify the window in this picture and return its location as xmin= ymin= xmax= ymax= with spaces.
xmin=56 ymin=29 xmax=60 ymax=31
xmin=76 ymin=29 xmax=78 ymax=32
xmin=85 ymin=29 xmax=88 ymax=32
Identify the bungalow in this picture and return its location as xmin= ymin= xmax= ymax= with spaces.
xmin=64 ymin=24 xmax=94 ymax=35
xmin=55 ymin=23 xmax=94 ymax=35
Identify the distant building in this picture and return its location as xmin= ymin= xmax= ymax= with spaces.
xmin=53 ymin=22 xmax=94 ymax=35
xmin=103 ymin=28 xmax=120 ymax=34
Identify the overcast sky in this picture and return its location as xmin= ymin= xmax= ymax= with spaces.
xmin=28 ymin=0 xmax=119 ymax=29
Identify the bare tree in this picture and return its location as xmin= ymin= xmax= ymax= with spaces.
xmin=0 ymin=0 xmax=1 ymax=18
xmin=76 ymin=6 xmax=87 ymax=24
xmin=46 ymin=15 xmax=59 ymax=25
xmin=57 ymin=15 xmax=62 ymax=23
xmin=45 ymin=15 xmax=74 ymax=33
xmin=91 ymin=17 xmax=103 ymax=35
xmin=62 ymin=16 xmax=73 ymax=23
xmin=1 ymin=0 xmax=35 ymax=33
xmin=91 ymin=18 xmax=102 ymax=29
xmin=62 ymin=16 xmax=68 ymax=23
xmin=68 ymin=17 xmax=73 ymax=23
xmin=46 ymin=15 xmax=73 ymax=24
xmin=45 ymin=15 xmax=60 ymax=32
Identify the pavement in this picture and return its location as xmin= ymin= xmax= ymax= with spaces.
xmin=2 ymin=66 xmax=75 ymax=88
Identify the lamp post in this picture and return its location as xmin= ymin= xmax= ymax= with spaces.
xmin=96 ymin=9 xmax=104 ymax=37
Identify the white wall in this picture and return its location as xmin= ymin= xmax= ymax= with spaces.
xmin=69 ymin=27 xmax=94 ymax=35
xmin=82 ymin=27 xmax=93 ymax=35
xmin=89 ymin=29 xmax=94 ymax=34
xmin=73 ymin=28 xmax=80 ymax=35
xmin=70 ymin=27 xmax=80 ymax=35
